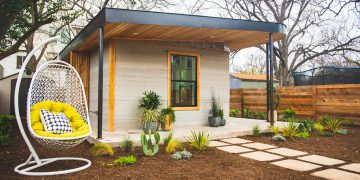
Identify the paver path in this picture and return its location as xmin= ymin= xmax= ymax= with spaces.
xmin=213 ymin=138 xmax=360 ymax=180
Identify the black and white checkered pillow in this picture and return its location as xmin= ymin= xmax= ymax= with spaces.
xmin=40 ymin=109 xmax=72 ymax=134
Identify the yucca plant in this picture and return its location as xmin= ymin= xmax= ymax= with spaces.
xmin=165 ymin=139 xmax=184 ymax=154
xmin=186 ymin=131 xmax=210 ymax=151
xmin=326 ymin=118 xmax=343 ymax=132
xmin=90 ymin=143 xmax=114 ymax=157
xmin=270 ymin=126 xmax=280 ymax=134
xmin=281 ymin=122 xmax=299 ymax=139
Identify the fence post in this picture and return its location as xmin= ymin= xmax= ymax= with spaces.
xmin=312 ymin=86 xmax=317 ymax=120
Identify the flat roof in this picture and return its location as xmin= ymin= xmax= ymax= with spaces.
xmin=59 ymin=8 xmax=286 ymax=59
xmin=231 ymin=73 xmax=279 ymax=82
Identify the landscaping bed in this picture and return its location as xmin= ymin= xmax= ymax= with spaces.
xmin=1 ymin=121 xmax=359 ymax=179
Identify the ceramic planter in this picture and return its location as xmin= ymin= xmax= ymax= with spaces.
xmin=208 ymin=116 xmax=221 ymax=127
xmin=143 ymin=121 xmax=158 ymax=134
xmin=220 ymin=119 xmax=226 ymax=126
xmin=161 ymin=114 xmax=174 ymax=131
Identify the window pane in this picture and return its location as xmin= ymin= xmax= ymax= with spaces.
xmin=171 ymin=55 xmax=196 ymax=81
xmin=171 ymin=81 xmax=196 ymax=107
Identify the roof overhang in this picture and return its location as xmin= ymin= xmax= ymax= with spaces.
xmin=59 ymin=8 xmax=286 ymax=59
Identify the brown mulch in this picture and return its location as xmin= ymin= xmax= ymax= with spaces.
xmin=1 ymin=121 xmax=359 ymax=180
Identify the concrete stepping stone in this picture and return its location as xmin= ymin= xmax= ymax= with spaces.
xmin=217 ymin=145 xmax=253 ymax=153
xmin=240 ymin=151 xmax=283 ymax=161
xmin=209 ymin=141 xmax=230 ymax=147
xmin=266 ymin=147 xmax=308 ymax=157
xmin=297 ymin=155 xmax=345 ymax=166
xmin=339 ymin=163 xmax=360 ymax=173
xmin=242 ymin=142 xmax=277 ymax=150
xmin=271 ymin=159 xmax=321 ymax=171
xmin=220 ymin=138 xmax=252 ymax=144
xmin=311 ymin=168 xmax=360 ymax=180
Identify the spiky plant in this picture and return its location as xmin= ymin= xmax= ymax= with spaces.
xmin=252 ymin=124 xmax=260 ymax=136
xmin=122 ymin=139 xmax=134 ymax=153
xmin=163 ymin=132 xmax=173 ymax=146
xmin=281 ymin=122 xmax=299 ymax=139
xmin=186 ymin=131 xmax=210 ymax=151
xmin=326 ymin=118 xmax=343 ymax=132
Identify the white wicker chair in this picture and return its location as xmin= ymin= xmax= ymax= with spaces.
xmin=14 ymin=37 xmax=92 ymax=176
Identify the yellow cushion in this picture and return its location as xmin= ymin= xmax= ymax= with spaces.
xmin=30 ymin=100 xmax=90 ymax=138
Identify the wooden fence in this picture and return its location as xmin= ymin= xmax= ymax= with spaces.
xmin=230 ymin=84 xmax=360 ymax=121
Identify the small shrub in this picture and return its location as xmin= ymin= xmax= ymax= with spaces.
xmin=320 ymin=116 xmax=331 ymax=126
xmin=270 ymin=126 xmax=280 ymax=134
xmin=326 ymin=118 xmax=343 ymax=132
xmin=342 ymin=119 xmax=356 ymax=127
xmin=281 ymin=108 xmax=296 ymax=121
xmin=166 ymin=139 xmax=184 ymax=154
xmin=297 ymin=119 xmax=315 ymax=132
xmin=335 ymin=129 xmax=348 ymax=135
xmin=90 ymin=143 xmax=114 ymax=157
xmin=272 ymin=134 xmax=286 ymax=141
xmin=122 ymin=139 xmax=134 ymax=153
xmin=0 ymin=134 xmax=11 ymax=146
xmin=229 ymin=109 xmax=240 ymax=117
xmin=297 ymin=131 xmax=310 ymax=139
xmin=114 ymin=155 xmax=137 ymax=165
xmin=0 ymin=115 xmax=14 ymax=146
xmin=186 ymin=131 xmax=210 ymax=151
xmin=243 ymin=108 xmax=250 ymax=118
xmin=281 ymin=122 xmax=299 ymax=139
xmin=252 ymin=124 xmax=260 ymax=136
xmin=314 ymin=123 xmax=325 ymax=132
xmin=171 ymin=152 xmax=182 ymax=160
xmin=163 ymin=132 xmax=173 ymax=146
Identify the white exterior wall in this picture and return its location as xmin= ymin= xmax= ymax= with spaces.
xmin=113 ymin=40 xmax=229 ymax=130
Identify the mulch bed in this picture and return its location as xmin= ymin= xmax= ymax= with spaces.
xmin=1 ymin=121 xmax=359 ymax=179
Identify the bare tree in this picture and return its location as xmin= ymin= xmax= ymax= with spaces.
xmin=215 ymin=0 xmax=360 ymax=85
xmin=233 ymin=53 xmax=266 ymax=74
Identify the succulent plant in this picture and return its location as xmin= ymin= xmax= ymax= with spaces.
xmin=171 ymin=152 xmax=182 ymax=160
xmin=272 ymin=134 xmax=286 ymax=141
xmin=140 ymin=130 xmax=160 ymax=156
xmin=180 ymin=150 xmax=192 ymax=159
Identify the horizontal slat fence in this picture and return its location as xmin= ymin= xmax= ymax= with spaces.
xmin=230 ymin=84 xmax=360 ymax=121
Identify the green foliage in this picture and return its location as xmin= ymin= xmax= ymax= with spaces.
xmin=314 ymin=123 xmax=325 ymax=132
xmin=90 ymin=143 xmax=114 ymax=157
xmin=229 ymin=109 xmax=240 ymax=117
xmin=163 ymin=132 xmax=173 ymax=146
xmin=122 ymin=139 xmax=134 ymax=153
xmin=326 ymin=118 xmax=343 ymax=132
xmin=0 ymin=115 xmax=14 ymax=146
xmin=320 ymin=116 xmax=331 ymax=126
xmin=210 ymin=91 xmax=222 ymax=117
xmin=252 ymin=124 xmax=260 ymax=136
xmin=141 ymin=109 xmax=160 ymax=123
xmin=114 ymin=155 xmax=137 ymax=166
xmin=166 ymin=139 xmax=184 ymax=154
xmin=281 ymin=122 xmax=299 ymax=139
xmin=243 ymin=109 xmax=266 ymax=120
xmin=171 ymin=150 xmax=192 ymax=160
xmin=272 ymin=134 xmax=286 ymax=141
xmin=297 ymin=131 xmax=310 ymax=138
xmin=219 ymin=109 xmax=224 ymax=119
xmin=297 ymin=119 xmax=315 ymax=132
xmin=160 ymin=107 xmax=176 ymax=124
xmin=138 ymin=91 xmax=162 ymax=110
xmin=186 ymin=131 xmax=210 ymax=151
xmin=140 ymin=130 xmax=160 ymax=156
xmin=281 ymin=108 xmax=296 ymax=121
xmin=270 ymin=126 xmax=280 ymax=134
xmin=341 ymin=119 xmax=356 ymax=127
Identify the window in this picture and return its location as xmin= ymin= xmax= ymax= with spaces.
xmin=16 ymin=56 xmax=25 ymax=69
xmin=168 ymin=51 xmax=200 ymax=110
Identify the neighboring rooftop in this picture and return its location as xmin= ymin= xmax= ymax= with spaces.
xmin=231 ymin=73 xmax=279 ymax=82
xmin=59 ymin=8 xmax=286 ymax=59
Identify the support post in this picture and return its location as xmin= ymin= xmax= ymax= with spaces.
xmin=97 ymin=26 xmax=104 ymax=139
xmin=269 ymin=33 xmax=274 ymax=126
xmin=266 ymin=43 xmax=270 ymax=122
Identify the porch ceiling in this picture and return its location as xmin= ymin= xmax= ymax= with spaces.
xmin=59 ymin=8 xmax=286 ymax=59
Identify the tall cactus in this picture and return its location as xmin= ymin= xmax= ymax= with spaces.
xmin=140 ymin=130 xmax=160 ymax=156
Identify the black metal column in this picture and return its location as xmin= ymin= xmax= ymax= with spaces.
xmin=97 ymin=26 xmax=104 ymax=139
xmin=266 ymin=43 xmax=270 ymax=122
xmin=269 ymin=33 xmax=274 ymax=126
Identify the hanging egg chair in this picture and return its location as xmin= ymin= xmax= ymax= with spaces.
xmin=14 ymin=36 xmax=92 ymax=176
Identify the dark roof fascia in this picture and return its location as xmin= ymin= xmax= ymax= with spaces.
xmin=59 ymin=8 xmax=286 ymax=59
xmin=59 ymin=9 xmax=106 ymax=59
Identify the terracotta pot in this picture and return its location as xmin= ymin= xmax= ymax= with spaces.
xmin=161 ymin=114 xmax=174 ymax=131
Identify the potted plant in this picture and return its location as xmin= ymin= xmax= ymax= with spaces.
xmin=160 ymin=107 xmax=176 ymax=131
xmin=138 ymin=91 xmax=162 ymax=134
xmin=219 ymin=109 xmax=226 ymax=126
xmin=208 ymin=92 xmax=222 ymax=127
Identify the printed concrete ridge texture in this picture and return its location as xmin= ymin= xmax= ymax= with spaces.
xmin=271 ymin=159 xmax=322 ymax=171
xmin=339 ymin=163 xmax=360 ymax=173
xmin=209 ymin=141 xmax=230 ymax=147
xmin=240 ymin=151 xmax=283 ymax=161
xmin=220 ymin=138 xmax=252 ymax=144
xmin=217 ymin=145 xmax=253 ymax=153
xmin=242 ymin=142 xmax=277 ymax=150
xmin=311 ymin=168 xmax=360 ymax=180
xmin=265 ymin=147 xmax=308 ymax=157
xmin=297 ymin=155 xmax=346 ymax=166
